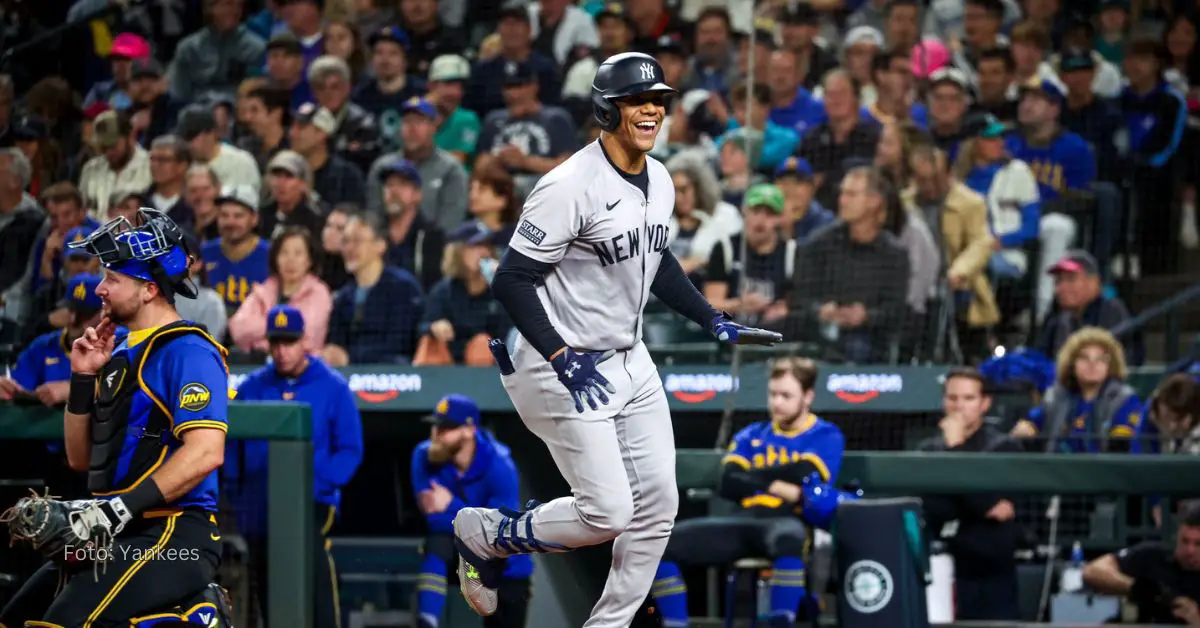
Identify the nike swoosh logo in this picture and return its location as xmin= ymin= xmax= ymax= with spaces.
xmin=606 ymin=200 xmax=620 ymax=211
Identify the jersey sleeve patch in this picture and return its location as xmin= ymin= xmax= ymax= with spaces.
xmin=178 ymin=382 xmax=213 ymax=412
xmin=517 ymin=219 xmax=547 ymax=246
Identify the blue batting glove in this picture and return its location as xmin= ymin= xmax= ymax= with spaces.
xmin=711 ymin=314 xmax=783 ymax=346
xmin=551 ymin=348 xmax=617 ymax=413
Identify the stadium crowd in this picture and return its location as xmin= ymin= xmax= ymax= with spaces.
xmin=0 ymin=0 xmax=1196 ymax=372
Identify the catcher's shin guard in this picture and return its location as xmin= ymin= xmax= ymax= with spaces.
xmin=129 ymin=583 xmax=235 ymax=626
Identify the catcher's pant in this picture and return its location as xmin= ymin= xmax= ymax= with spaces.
xmin=0 ymin=510 xmax=220 ymax=627
xmin=660 ymin=510 xmax=809 ymax=565
xmin=502 ymin=339 xmax=678 ymax=628
xmin=423 ymin=533 xmax=531 ymax=628
xmin=246 ymin=503 xmax=341 ymax=628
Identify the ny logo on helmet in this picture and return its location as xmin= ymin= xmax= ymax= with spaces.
xmin=639 ymin=63 xmax=655 ymax=81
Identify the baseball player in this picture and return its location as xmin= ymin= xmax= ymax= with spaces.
xmin=0 ymin=208 xmax=232 ymax=626
xmin=651 ymin=358 xmax=852 ymax=628
xmin=451 ymin=52 xmax=783 ymax=627
xmin=410 ymin=394 xmax=533 ymax=628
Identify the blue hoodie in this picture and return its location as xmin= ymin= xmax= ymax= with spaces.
xmin=226 ymin=357 xmax=365 ymax=537
xmin=411 ymin=431 xmax=533 ymax=579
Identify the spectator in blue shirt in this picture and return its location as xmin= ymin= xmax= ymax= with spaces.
xmin=410 ymin=394 xmax=533 ymax=628
xmin=279 ymin=0 xmax=325 ymax=70
xmin=323 ymin=211 xmax=424 ymax=365
xmin=1120 ymin=36 xmax=1189 ymax=276
xmin=1006 ymin=77 xmax=1122 ymax=282
xmin=414 ymin=223 xmax=513 ymax=366
xmin=0 ymin=274 xmax=104 ymax=406
xmin=227 ymin=304 xmax=364 ymax=628
xmin=766 ymin=48 xmax=826 ymax=138
xmin=716 ymin=81 xmax=800 ymax=172
xmin=775 ymin=156 xmax=834 ymax=242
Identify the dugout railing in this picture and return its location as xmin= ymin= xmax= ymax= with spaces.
xmin=0 ymin=402 xmax=315 ymax=628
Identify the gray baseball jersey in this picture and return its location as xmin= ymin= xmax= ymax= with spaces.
xmin=508 ymin=140 xmax=675 ymax=351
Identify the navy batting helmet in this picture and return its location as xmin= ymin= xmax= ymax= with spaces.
xmin=591 ymin=52 xmax=677 ymax=132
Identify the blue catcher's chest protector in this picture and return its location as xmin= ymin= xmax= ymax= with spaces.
xmin=90 ymin=321 xmax=227 ymax=498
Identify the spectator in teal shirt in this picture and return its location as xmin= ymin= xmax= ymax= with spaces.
xmin=428 ymin=54 xmax=481 ymax=169
xmin=715 ymin=82 xmax=799 ymax=171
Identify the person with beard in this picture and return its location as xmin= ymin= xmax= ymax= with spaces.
xmin=650 ymin=358 xmax=848 ymax=628
xmin=226 ymin=304 xmax=363 ymax=628
xmin=379 ymin=159 xmax=446 ymax=290
xmin=203 ymin=184 xmax=271 ymax=316
xmin=260 ymin=150 xmax=328 ymax=239
xmin=410 ymin=394 xmax=533 ymax=628
xmin=185 ymin=164 xmax=222 ymax=243
xmin=78 ymin=110 xmax=152 ymax=220
xmin=0 ymin=208 xmax=229 ymax=627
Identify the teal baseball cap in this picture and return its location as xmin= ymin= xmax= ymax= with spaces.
xmin=423 ymin=394 xmax=480 ymax=428
xmin=977 ymin=114 xmax=1009 ymax=139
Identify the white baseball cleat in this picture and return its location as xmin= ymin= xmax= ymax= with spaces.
xmin=453 ymin=507 xmax=506 ymax=616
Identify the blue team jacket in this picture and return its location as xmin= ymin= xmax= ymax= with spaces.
xmin=411 ymin=430 xmax=533 ymax=579
xmin=227 ymin=357 xmax=364 ymax=536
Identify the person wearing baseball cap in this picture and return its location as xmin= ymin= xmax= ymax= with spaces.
xmin=701 ymin=183 xmax=792 ymax=327
xmin=410 ymin=392 xmax=534 ymax=627
xmin=0 ymin=274 xmax=109 ymax=407
xmin=375 ymin=157 xmax=446 ymax=289
xmin=261 ymin=149 xmax=325 ymax=240
xmin=287 ymin=101 xmax=368 ymax=210
xmin=427 ymin=54 xmax=481 ymax=163
xmin=206 ymin=184 xmax=271 ymax=314
xmin=227 ymin=302 xmax=364 ymax=628
xmin=177 ymin=104 xmax=263 ymax=196
xmin=80 ymin=110 xmax=150 ymax=220
xmin=1042 ymin=249 xmax=1138 ymax=360
xmin=775 ymin=156 xmax=834 ymax=241
xmin=355 ymin=26 xmax=423 ymax=134
xmin=412 ymin=221 xmax=510 ymax=366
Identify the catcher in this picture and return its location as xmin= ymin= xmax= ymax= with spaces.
xmin=0 ymin=209 xmax=231 ymax=627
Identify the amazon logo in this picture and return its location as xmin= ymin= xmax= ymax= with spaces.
xmin=347 ymin=373 xmax=422 ymax=404
xmin=663 ymin=373 xmax=738 ymax=404
xmin=825 ymin=373 xmax=903 ymax=405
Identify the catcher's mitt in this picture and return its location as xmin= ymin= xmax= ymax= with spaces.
xmin=0 ymin=490 xmax=113 ymax=565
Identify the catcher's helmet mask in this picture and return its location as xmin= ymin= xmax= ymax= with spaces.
xmin=591 ymin=52 xmax=678 ymax=133
xmin=68 ymin=207 xmax=199 ymax=302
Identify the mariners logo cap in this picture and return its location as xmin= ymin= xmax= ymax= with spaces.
xmin=266 ymin=305 xmax=306 ymax=341
xmin=64 ymin=225 xmax=97 ymax=261
xmin=423 ymin=393 xmax=479 ymax=428
xmin=58 ymin=273 xmax=103 ymax=314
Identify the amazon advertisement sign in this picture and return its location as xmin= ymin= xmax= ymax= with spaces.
xmin=228 ymin=363 xmax=947 ymax=414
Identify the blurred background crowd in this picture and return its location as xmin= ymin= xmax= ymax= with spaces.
xmin=0 ymin=0 xmax=1197 ymax=371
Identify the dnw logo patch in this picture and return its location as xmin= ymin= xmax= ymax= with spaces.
xmin=179 ymin=383 xmax=212 ymax=412
xmin=518 ymin=220 xmax=547 ymax=246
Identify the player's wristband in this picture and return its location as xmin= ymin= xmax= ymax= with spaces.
xmin=121 ymin=480 xmax=167 ymax=516
xmin=66 ymin=374 xmax=96 ymax=415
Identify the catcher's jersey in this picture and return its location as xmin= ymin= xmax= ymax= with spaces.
xmin=508 ymin=140 xmax=674 ymax=352
xmin=101 ymin=322 xmax=229 ymax=512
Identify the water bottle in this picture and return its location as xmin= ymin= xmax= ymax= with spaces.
xmin=1059 ymin=541 xmax=1085 ymax=593
xmin=756 ymin=575 xmax=771 ymax=620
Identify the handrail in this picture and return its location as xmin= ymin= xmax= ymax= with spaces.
xmin=1109 ymin=281 xmax=1200 ymax=362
